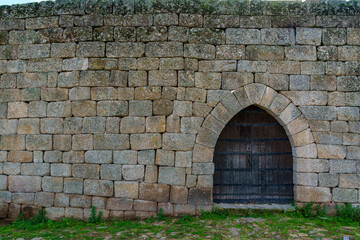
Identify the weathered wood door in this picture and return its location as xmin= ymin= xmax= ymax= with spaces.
xmin=213 ymin=106 xmax=293 ymax=204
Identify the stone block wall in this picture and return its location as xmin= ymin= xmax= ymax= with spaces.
xmin=0 ymin=0 xmax=359 ymax=220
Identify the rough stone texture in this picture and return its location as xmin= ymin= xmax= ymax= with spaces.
xmin=295 ymin=186 xmax=332 ymax=203
xmin=114 ymin=181 xmax=138 ymax=199
xmin=0 ymin=1 xmax=358 ymax=219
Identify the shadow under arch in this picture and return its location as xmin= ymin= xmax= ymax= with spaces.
xmin=193 ymin=83 xmax=318 ymax=204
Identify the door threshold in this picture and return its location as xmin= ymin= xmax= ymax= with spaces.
xmin=214 ymin=203 xmax=295 ymax=210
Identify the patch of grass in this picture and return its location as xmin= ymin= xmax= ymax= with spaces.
xmin=87 ymin=206 xmax=103 ymax=223
xmin=199 ymin=207 xmax=231 ymax=220
xmin=335 ymin=203 xmax=360 ymax=223
xmin=2 ymin=206 xmax=360 ymax=240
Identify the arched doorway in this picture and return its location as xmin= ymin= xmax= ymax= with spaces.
xmin=213 ymin=105 xmax=293 ymax=204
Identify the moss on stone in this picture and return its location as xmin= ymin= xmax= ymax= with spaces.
xmin=0 ymin=0 xmax=359 ymax=19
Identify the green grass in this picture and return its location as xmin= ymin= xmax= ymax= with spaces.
xmin=1 ymin=207 xmax=360 ymax=239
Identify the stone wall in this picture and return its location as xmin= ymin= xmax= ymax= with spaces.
xmin=0 ymin=0 xmax=359 ymax=220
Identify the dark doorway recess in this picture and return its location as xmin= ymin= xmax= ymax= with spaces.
xmin=213 ymin=105 xmax=293 ymax=204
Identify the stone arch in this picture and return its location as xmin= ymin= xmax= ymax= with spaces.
xmin=193 ymin=83 xmax=318 ymax=203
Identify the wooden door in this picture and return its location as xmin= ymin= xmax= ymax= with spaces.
xmin=213 ymin=105 xmax=293 ymax=204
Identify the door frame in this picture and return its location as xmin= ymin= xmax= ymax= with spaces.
xmin=192 ymin=83 xmax=318 ymax=205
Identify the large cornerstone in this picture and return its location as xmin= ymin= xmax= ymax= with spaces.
xmin=0 ymin=0 xmax=359 ymax=220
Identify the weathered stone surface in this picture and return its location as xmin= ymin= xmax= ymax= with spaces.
xmin=73 ymin=164 xmax=99 ymax=179
xmin=188 ymin=188 xmax=212 ymax=205
xmin=139 ymin=183 xmax=170 ymax=202
xmin=294 ymin=173 xmax=318 ymax=186
xmin=62 ymin=58 xmax=88 ymax=71
xmin=195 ymin=72 xmax=221 ymax=90
xmin=317 ymin=46 xmax=338 ymax=61
xmin=129 ymin=100 xmax=152 ymax=116
xmin=174 ymin=204 xmax=195 ymax=216
xmin=100 ymin=164 xmax=122 ymax=181
xmin=337 ymin=76 xmax=360 ymax=92
xmin=318 ymin=144 xmax=346 ymax=159
xmin=94 ymin=134 xmax=130 ymax=150
xmin=163 ymin=133 xmax=195 ymax=151
xmin=331 ymin=121 xmax=349 ymax=133
xmin=237 ymin=60 xmax=268 ymax=73
xmin=122 ymin=165 xmax=144 ymax=181
xmin=261 ymin=28 xmax=295 ymax=45
xmin=333 ymin=188 xmax=358 ymax=203
xmin=295 ymin=186 xmax=331 ymax=203
xmin=216 ymin=45 xmax=245 ymax=60
xmin=120 ymin=117 xmax=145 ymax=134
xmin=323 ymin=28 xmax=346 ymax=45
xmin=319 ymin=173 xmax=338 ymax=187
xmin=85 ymin=151 xmax=112 ymax=164
xmin=283 ymin=91 xmax=327 ymax=106
xmin=300 ymin=106 xmax=336 ymax=120
xmin=158 ymin=167 xmax=185 ymax=186
xmin=155 ymin=149 xmax=174 ymax=166
xmin=293 ymin=143 xmax=318 ymax=159
xmin=8 ymin=176 xmax=41 ymax=192
xmin=247 ymin=45 xmax=284 ymax=60
xmin=64 ymin=178 xmax=83 ymax=194
xmin=97 ymin=101 xmax=128 ymax=117
xmin=296 ymin=28 xmax=322 ymax=45
xmin=346 ymin=92 xmax=360 ymax=107
xmin=339 ymin=174 xmax=360 ymax=189
xmin=51 ymin=164 xmax=71 ymax=177
xmin=12 ymin=193 xmax=34 ymax=205
xmin=3 ymin=162 xmax=21 ymax=175
xmin=348 ymin=146 xmax=360 ymax=160
xmin=146 ymin=42 xmax=183 ymax=57
xmin=130 ymin=133 xmax=161 ymax=150
xmin=34 ymin=192 xmax=54 ymax=207
xmin=106 ymin=198 xmax=133 ymax=211
xmin=169 ymin=186 xmax=187 ymax=204
xmin=193 ymin=163 xmax=215 ymax=175
xmin=313 ymin=132 xmax=342 ymax=145
xmin=199 ymin=60 xmax=236 ymax=72
xmin=18 ymin=44 xmax=50 ymax=59
xmin=295 ymin=158 xmax=329 ymax=173
xmin=268 ymin=61 xmax=300 ymax=74
xmin=285 ymin=46 xmax=316 ymax=61
xmin=257 ymin=70 xmax=289 ymax=88
xmin=40 ymin=118 xmax=64 ymax=134
xmin=149 ymin=70 xmax=177 ymax=87
xmin=106 ymin=42 xmax=144 ymax=57
xmin=146 ymin=116 xmax=165 ymax=133
xmin=46 ymin=207 xmax=65 ymax=220
xmin=197 ymin=175 xmax=213 ymax=189
xmin=21 ymin=163 xmax=49 ymax=176
xmin=330 ymin=160 xmax=357 ymax=174
xmin=114 ymin=181 xmax=138 ymax=199
xmin=84 ymin=180 xmax=113 ymax=197
xmin=226 ymin=28 xmax=261 ymax=45
xmin=113 ymin=150 xmax=137 ymax=165
xmin=76 ymin=42 xmax=105 ymax=57
xmin=42 ymin=177 xmax=63 ymax=193
xmin=184 ymin=44 xmax=215 ymax=59
xmin=173 ymin=101 xmax=192 ymax=117
xmin=145 ymin=165 xmax=158 ymax=183
xmin=222 ymin=72 xmax=253 ymax=90
xmin=189 ymin=28 xmax=225 ymax=45
xmin=8 ymin=151 xmax=33 ymax=163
